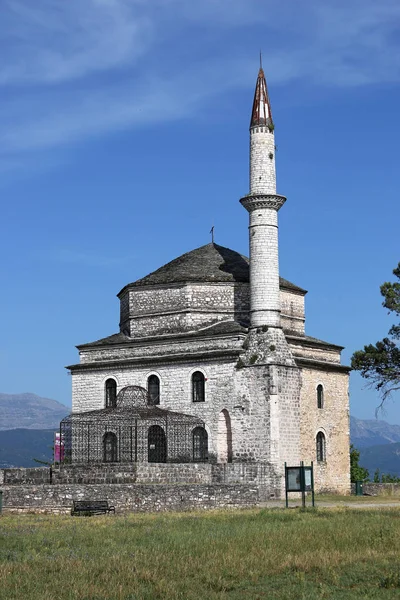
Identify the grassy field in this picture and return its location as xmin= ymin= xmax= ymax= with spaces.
xmin=1 ymin=507 xmax=400 ymax=599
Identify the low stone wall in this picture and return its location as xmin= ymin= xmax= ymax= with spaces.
xmin=1 ymin=483 xmax=259 ymax=514
xmin=360 ymin=483 xmax=400 ymax=497
xmin=1 ymin=467 xmax=51 ymax=485
xmin=212 ymin=463 xmax=279 ymax=499
xmin=1 ymin=462 xmax=279 ymax=495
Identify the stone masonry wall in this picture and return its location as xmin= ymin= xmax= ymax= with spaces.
xmin=1 ymin=483 xmax=259 ymax=514
xmin=250 ymin=127 xmax=276 ymax=194
xmin=300 ymin=367 xmax=350 ymax=494
xmin=280 ymin=290 xmax=305 ymax=335
xmin=357 ymin=483 xmax=400 ymax=496
xmin=1 ymin=462 xmax=275 ymax=489
xmin=2 ymin=467 xmax=51 ymax=485
xmin=78 ymin=333 xmax=243 ymax=365
xmin=121 ymin=283 xmax=250 ymax=337
xmin=72 ymin=357 xmax=246 ymax=464
xmin=247 ymin=207 xmax=280 ymax=328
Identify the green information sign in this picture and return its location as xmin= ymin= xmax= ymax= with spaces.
xmin=284 ymin=462 xmax=315 ymax=508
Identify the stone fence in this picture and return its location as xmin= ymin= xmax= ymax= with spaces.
xmin=0 ymin=462 xmax=280 ymax=513
xmin=1 ymin=483 xmax=259 ymax=514
xmin=358 ymin=483 xmax=400 ymax=497
xmin=1 ymin=462 xmax=279 ymax=497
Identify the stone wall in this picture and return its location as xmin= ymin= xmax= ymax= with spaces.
xmin=1 ymin=467 xmax=51 ymax=485
xmin=52 ymin=463 xmax=212 ymax=485
xmin=359 ymin=483 xmax=400 ymax=497
xmin=119 ymin=283 xmax=250 ymax=338
xmin=1 ymin=462 xmax=277 ymax=493
xmin=1 ymin=483 xmax=259 ymax=514
xmin=280 ymin=289 xmax=305 ymax=335
xmin=299 ymin=367 xmax=350 ymax=494
xmin=250 ymin=126 xmax=276 ymax=194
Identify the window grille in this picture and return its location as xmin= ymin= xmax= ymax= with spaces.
xmin=60 ymin=386 xmax=206 ymax=464
xmin=192 ymin=426 xmax=208 ymax=462
xmin=317 ymin=384 xmax=324 ymax=409
xmin=148 ymin=375 xmax=160 ymax=405
xmin=105 ymin=379 xmax=117 ymax=408
xmin=316 ymin=432 xmax=326 ymax=462
xmin=192 ymin=371 xmax=205 ymax=402
xmin=148 ymin=425 xmax=167 ymax=462
xmin=103 ymin=432 xmax=118 ymax=462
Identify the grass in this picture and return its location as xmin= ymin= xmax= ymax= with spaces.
xmin=314 ymin=494 xmax=400 ymax=504
xmin=1 ymin=507 xmax=400 ymax=599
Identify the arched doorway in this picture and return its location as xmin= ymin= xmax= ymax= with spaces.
xmin=148 ymin=425 xmax=167 ymax=463
xmin=103 ymin=432 xmax=118 ymax=463
xmin=217 ymin=410 xmax=232 ymax=463
xmin=192 ymin=426 xmax=208 ymax=462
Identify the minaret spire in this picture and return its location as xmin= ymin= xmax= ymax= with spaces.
xmin=240 ymin=65 xmax=286 ymax=329
xmin=250 ymin=64 xmax=273 ymax=129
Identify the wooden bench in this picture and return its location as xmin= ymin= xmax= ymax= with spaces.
xmin=71 ymin=500 xmax=115 ymax=516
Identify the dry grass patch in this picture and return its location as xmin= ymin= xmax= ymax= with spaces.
xmin=1 ymin=508 xmax=400 ymax=599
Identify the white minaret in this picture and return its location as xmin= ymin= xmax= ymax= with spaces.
xmin=240 ymin=66 xmax=286 ymax=329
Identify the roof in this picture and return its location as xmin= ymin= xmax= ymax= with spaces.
xmin=76 ymin=321 xmax=248 ymax=350
xmin=250 ymin=67 xmax=273 ymax=128
xmin=118 ymin=243 xmax=306 ymax=295
xmin=61 ymin=405 xmax=205 ymax=424
xmin=287 ymin=334 xmax=345 ymax=351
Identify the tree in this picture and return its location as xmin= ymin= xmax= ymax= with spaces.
xmin=350 ymin=444 xmax=369 ymax=482
xmin=351 ymin=262 xmax=400 ymax=411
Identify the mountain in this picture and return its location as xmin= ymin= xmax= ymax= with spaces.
xmin=0 ymin=429 xmax=55 ymax=468
xmin=0 ymin=393 xmax=69 ymax=431
xmin=350 ymin=416 xmax=400 ymax=449
xmin=359 ymin=442 xmax=400 ymax=478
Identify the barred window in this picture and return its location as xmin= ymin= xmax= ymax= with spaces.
xmin=105 ymin=379 xmax=117 ymax=408
xmin=148 ymin=425 xmax=167 ymax=463
xmin=148 ymin=375 xmax=160 ymax=405
xmin=192 ymin=371 xmax=205 ymax=402
xmin=317 ymin=384 xmax=324 ymax=409
xmin=316 ymin=432 xmax=326 ymax=462
xmin=193 ymin=427 xmax=208 ymax=462
xmin=103 ymin=432 xmax=118 ymax=463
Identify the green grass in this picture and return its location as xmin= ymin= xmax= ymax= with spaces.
xmin=316 ymin=494 xmax=400 ymax=503
xmin=1 ymin=508 xmax=400 ymax=599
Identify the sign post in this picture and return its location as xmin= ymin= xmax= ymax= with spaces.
xmin=285 ymin=462 xmax=315 ymax=508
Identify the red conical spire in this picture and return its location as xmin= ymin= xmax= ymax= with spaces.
xmin=250 ymin=66 xmax=273 ymax=128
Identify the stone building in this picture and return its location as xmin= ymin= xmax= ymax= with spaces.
xmin=66 ymin=67 xmax=350 ymax=495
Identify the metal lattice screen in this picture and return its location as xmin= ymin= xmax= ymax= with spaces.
xmin=60 ymin=386 xmax=207 ymax=464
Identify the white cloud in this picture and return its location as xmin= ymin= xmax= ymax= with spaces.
xmin=0 ymin=0 xmax=153 ymax=84
xmin=1 ymin=0 xmax=400 ymax=162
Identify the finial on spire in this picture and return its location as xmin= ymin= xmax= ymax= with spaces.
xmin=250 ymin=61 xmax=272 ymax=128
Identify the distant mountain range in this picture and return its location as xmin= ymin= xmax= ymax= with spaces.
xmin=350 ymin=416 xmax=400 ymax=448
xmin=0 ymin=429 xmax=54 ymax=468
xmin=358 ymin=442 xmax=400 ymax=478
xmin=0 ymin=393 xmax=69 ymax=431
xmin=1 ymin=393 xmax=400 ymax=473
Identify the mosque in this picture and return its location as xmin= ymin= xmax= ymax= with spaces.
xmin=65 ymin=67 xmax=350 ymax=494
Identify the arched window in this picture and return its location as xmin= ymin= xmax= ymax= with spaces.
xmin=317 ymin=384 xmax=324 ymax=409
xmin=316 ymin=432 xmax=326 ymax=462
xmin=148 ymin=425 xmax=167 ymax=463
xmin=192 ymin=371 xmax=205 ymax=402
xmin=193 ymin=427 xmax=208 ymax=462
xmin=105 ymin=379 xmax=117 ymax=408
xmin=147 ymin=375 xmax=160 ymax=405
xmin=103 ymin=432 xmax=118 ymax=463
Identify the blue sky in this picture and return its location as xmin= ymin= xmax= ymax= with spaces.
xmin=1 ymin=0 xmax=399 ymax=423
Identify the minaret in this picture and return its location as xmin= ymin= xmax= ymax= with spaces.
xmin=240 ymin=66 xmax=286 ymax=329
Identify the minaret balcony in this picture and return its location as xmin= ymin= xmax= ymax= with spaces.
xmin=240 ymin=193 xmax=286 ymax=213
